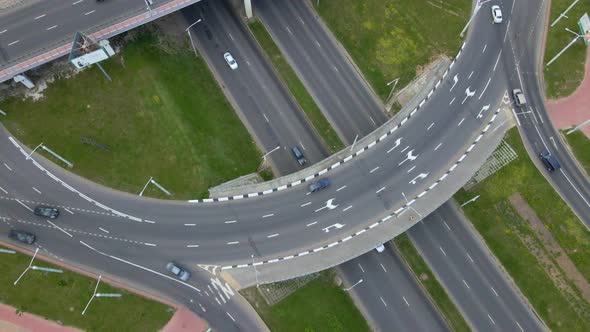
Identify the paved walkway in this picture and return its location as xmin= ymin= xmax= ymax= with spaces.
xmin=160 ymin=307 xmax=209 ymax=332
xmin=0 ymin=303 xmax=81 ymax=332
xmin=546 ymin=47 xmax=590 ymax=138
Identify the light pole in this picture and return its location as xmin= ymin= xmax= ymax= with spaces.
xmin=460 ymin=0 xmax=491 ymax=37
xmin=262 ymin=145 xmax=281 ymax=159
xmin=343 ymin=278 xmax=363 ymax=291
xmin=185 ymin=19 xmax=202 ymax=58
xmin=385 ymin=78 xmax=400 ymax=112
xmin=550 ymin=0 xmax=580 ymax=28
xmin=26 ymin=142 xmax=43 ymax=160
xmin=460 ymin=195 xmax=480 ymax=207
xmin=546 ymin=28 xmax=586 ymax=66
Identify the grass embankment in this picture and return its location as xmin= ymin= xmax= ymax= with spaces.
xmin=455 ymin=128 xmax=590 ymax=331
xmin=0 ymin=33 xmax=261 ymax=200
xmin=242 ymin=272 xmax=369 ymax=332
xmin=314 ymin=0 xmax=469 ymax=100
xmin=0 ymin=246 xmax=172 ymax=331
xmin=544 ymin=0 xmax=590 ymax=98
xmin=393 ymin=234 xmax=471 ymax=332
xmin=564 ymin=130 xmax=590 ymax=175
xmin=249 ymin=21 xmax=345 ymax=153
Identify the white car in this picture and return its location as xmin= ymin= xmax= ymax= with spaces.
xmin=375 ymin=244 xmax=385 ymax=253
xmin=491 ymin=5 xmax=503 ymax=23
xmin=224 ymin=52 xmax=238 ymax=70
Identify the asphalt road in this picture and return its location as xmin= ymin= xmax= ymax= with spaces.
xmin=338 ymin=245 xmax=448 ymax=332
xmin=0 ymin=0 xmax=187 ymax=66
xmin=409 ymin=202 xmax=546 ymax=331
xmin=0 ymin=0 xmax=521 ymax=330
xmin=253 ymin=0 xmax=387 ymax=144
xmin=505 ymin=0 xmax=590 ymax=228
xmin=182 ymin=0 xmax=328 ymax=175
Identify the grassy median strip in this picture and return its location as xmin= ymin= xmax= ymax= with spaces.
xmin=0 ymin=32 xmax=261 ymax=200
xmin=314 ymin=0 xmax=469 ymax=101
xmin=242 ymin=271 xmax=369 ymax=332
xmin=0 ymin=246 xmax=173 ymax=331
xmin=455 ymin=128 xmax=590 ymax=331
xmin=249 ymin=21 xmax=345 ymax=153
xmin=393 ymin=234 xmax=471 ymax=332
xmin=563 ymin=130 xmax=590 ymax=175
xmin=544 ymin=0 xmax=590 ymax=98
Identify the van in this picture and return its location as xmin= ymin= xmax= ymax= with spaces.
xmin=512 ymin=89 xmax=526 ymax=106
xmin=539 ymin=149 xmax=560 ymax=172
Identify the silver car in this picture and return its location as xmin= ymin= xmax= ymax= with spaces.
xmin=166 ymin=262 xmax=191 ymax=281
xmin=224 ymin=52 xmax=238 ymax=70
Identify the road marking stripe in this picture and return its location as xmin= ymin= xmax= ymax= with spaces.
xmin=227 ymin=241 xmax=239 ymax=245
xmin=491 ymin=287 xmax=499 ymax=296
xmin=375 ymin=187 xmax=386 ymax=194
xmin=342 ymin=205 xmax=352 ymax=212
xmin=46 ymin=25 xmax=58 ymax=30
xmin=224 ymin=220 xmax=237 ymax=224
xmin=380 ymin=263 xmax=387 ymax=272
xmin=306 ymin=221 xmax=317 ymax=227
xmin=267 ymin=233 xmax=279 ymax=238
xmin=4 ymin=163 xmax=12 ymax=171
xmin=369 ymin=166 xmax=379 ymax=173
xmin=47 ymin=220 xmax=73 ymax=237
xmin=16 ymin=200 xmax=33 ymax=212
xmin=32 ymin=187 xmax=41 ymax=194
xmin=0 ymin=186 xmax=7 ymax=194
xmin=184 ymin=223 xmax=196 ymax=226
xmin=98 ymin=227 xmax=109 ymax=234
xmin=84 ymin=10 xmax=95 ymax=15
xmin=403 ymin=296 xmax=409 ymax=306
xmin=300 ymin=202 xmax=311 ymax=207
xmin=144 ymin=243 xmax=156 ymax=247
xmin=186 ymin=244 xmax=200 ymax=248
xmin=34 ymin=14 xmax=46 ymax=20
xmin=262 ymin=213 xmax=274 ymax=218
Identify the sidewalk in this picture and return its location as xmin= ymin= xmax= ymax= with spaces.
xmin=0 ymin=303 xmax=80 ymax=332
xmin=546 ymin=47 xmax=590 ymax=138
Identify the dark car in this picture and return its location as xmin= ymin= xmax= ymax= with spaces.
xmin=539 ymin=149 xmax=561 ymax=172
xmin=291 ymin=146 xmax=307 ymax=166
xmin=34 ymin=206 xmax=59 ymax=219
xmin=9 ymin=229 xmax=36 ymax=244
xmin=308 ymin=178 xmax=331 ymax=193
xmin=166 ymin=262 xmax=191 ymax=281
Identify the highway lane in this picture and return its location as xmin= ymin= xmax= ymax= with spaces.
xmin=409 ymin=202 xmax=546 ymax=331
xmin=0 ymin=0 xmax=199 ymax=66
xmin=0 ymin=10 xmax=510 ymax=273
xmin=182 ymin=1 xmax=328 ymax=175
xmin=253 ymin=0 xmax=387 ymax=143
xmin=506 ymin=0 xmax=590 ymax=228
xmin=338 ymin=245 xmax=448 ymax=332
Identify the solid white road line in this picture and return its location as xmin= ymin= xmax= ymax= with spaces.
xmin=493 ymin=50 xmax=502 ymax=71
xmin=0 ymin=29 xmax=7 ymax=34
xmin=7 ymin=40 xmax=19 ymax=46
xmin=533 ymin=124 xmax=549 ymax=150
xmin=32 ymin=187 xmax=41 ymax=194
xmin=516 ymin=321 xmax=524 ymax=332
xmin=504 ymin=20 xmax=511 ymax=42
xmin=0 ymin=186 xmax=7 ymax=194
xmin=478 ymin=77 xmax=491 ymax=99
xmin=98 ymin=227 xmax=109 ymax=234
xmin=47 ymin=220 xmax=73 ymax=237
xmin=511 ymin=108 xmax=522 ymax=126
xmin=560 ymin=169 xmax=590 ymax=208
xmin=16 ymin=200 xmax=33 ymax=212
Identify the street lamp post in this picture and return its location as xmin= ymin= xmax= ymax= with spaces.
xmin=26 ymin=142 xmax=43 ymax=160
xmin=185 ymin=19 xmax=202 ymax=58
xmin=460 ymin=0 xmax=491 ymax=37
xmin=251 ymin=255 xmax=259 ymax=288
xmin=546 ymin=28 xmax=585 ymax=66
xmin=385 ymin=78 xmax=400 ymax=112
xmin=343 ymin=278 xmax=363 ymax=291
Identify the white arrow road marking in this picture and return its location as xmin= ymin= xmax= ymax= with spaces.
xmin=398 ymin=150 xmax=418 ymax=166
xmin=325 ymin=198 xmax=338 ymax=210
xmin=387 ymin=138 xmax=402 ymax=154
xmin=477 ymin=104 xmax=490 ymax=119
xmin=198 ymin=264 xmax=220 ymax=275
xmin=450 ymin=74 xmax=459 ymax=91
xmin=462 ymin=87 xmax=476 ymax=104
xmin=409 ymin=173 xmax=429 ymax=185
xmin=323 ymin=223 xmax=345 ymax=233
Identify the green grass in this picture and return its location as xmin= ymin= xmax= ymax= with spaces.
xmin=0 ymin=246 xmax=173 ymax=331
xmin=455 ymin=128 xmax=590 ymax=331
xmin=249 ymin=21 xmax=345 ymax=153
xmin=544 ymin=0 xmax=590 ymax=98
xmin=242 ymin=272 xmax=370 ymax=332
xmin=0 ymin=32 xmax=261 ymax=200
xmin=393 ymin=234 xmax=471 ymax=332
xmin=314 ymin=0 xmax=470 ymax=100
xmin=564 ymin=130 xmax=590 ymax=175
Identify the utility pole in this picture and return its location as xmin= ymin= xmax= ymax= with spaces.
xmin=546 ymin=28 xmax=585 ymax=66
xmin=185 ymin=19 xmax=202 ymax=58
